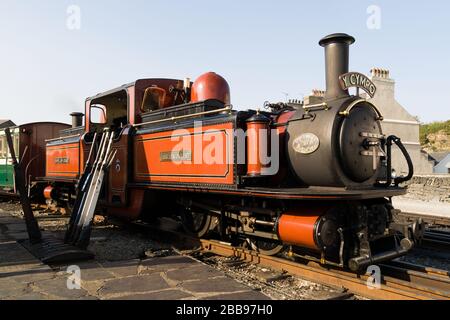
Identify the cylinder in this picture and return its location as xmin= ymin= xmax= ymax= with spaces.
xmin=43 ymin=186 xmax=55 ymax=200
xmin=278 ymin=214 xmax=320 ymax=250
xmin=246 ymin=112 xmax=270 ymax=176
xmin=70 ymin=112 xmax=84 ymax=128
xmin=191 ymin=72 xmax=231 ymax=105
xmin=277 ymin=207 xmax=339 ymax=251
xmin=318 ymin=33 xmax=355 ymax=100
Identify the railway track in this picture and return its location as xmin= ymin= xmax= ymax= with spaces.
xmin=198 ymin=239 xmax=449 ymax=300
xmin=396 ymin=211 xmax=450 ymax=227
xmin=422 ymin=229 xmax=450 ymax=251
xmin=395 ymin=211 xmax=450 ymax=250
xmin=128 ymin=219 xmax=450 ymax=300
xmin=3 ymin=202 xmax=450 ymax=300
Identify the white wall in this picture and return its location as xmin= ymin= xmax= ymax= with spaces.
xmin=368 ymin=72 xmax=434 ymax=175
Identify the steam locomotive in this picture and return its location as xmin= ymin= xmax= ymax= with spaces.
xmin=40 ymin=33 xmax=423 ymax=271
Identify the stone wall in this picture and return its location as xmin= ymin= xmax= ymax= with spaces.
xmin=401 ymin=175 xmax=450 ymax=203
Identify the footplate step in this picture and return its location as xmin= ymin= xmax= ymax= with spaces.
xmin=19 ymin=236 xmax=94 ymax=264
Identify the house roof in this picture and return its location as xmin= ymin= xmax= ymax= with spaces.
xmin=0 ymin=120 xmax=15 ymax=129
xmin=439 ymin=154 xmax=450 ymax=168
xmin=429 ymin=152 xmax=450 ymax=163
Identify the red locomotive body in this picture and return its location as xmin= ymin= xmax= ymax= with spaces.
xmin=42 ymin=34 xmax=423 ymax=271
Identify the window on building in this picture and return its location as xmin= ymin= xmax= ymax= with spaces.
xmin=0 ymin=136 xmax=5 ymax=158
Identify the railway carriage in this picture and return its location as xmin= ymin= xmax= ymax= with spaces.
xmin=0 ymin=122 xmax=70 ymax=197
xmin=41 ymin=34 xmax=424 ymax=271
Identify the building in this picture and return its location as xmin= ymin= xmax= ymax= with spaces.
xmin=429 ymin=152 xmax=450 ymax=174
xmin=367 ymin=68 xmax=434 ymax=175
xmin=0 ymin=120 xmax=15 ymax=129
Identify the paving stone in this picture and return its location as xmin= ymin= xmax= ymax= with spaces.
xmin=0 ymin=242 xmax=45 ymax=273
xmin=0 ymin=217 xmax=21 ymax=224
xmin=165 ymin=264 xmax=224 ymax=282
xmin=99 ymin=274 xmax=170 ymax=296
xmin=181 ymin=276 xmax=250 ymax=294
xmin=5 ymin=224 xmax=27 ymax=232
xmin=0 ymin=279 xmax=29 ymax=299
xmin=0 ymin=235 xmax=11 ymax=241
xmin=12 ymin=292 xmax=51 ymax=300
xmin=6 ymin=265 xmax=54 ymax=283
xmin=34 ymin=277 xmax=89 ymax=299
xmin=64 ymin=261 xmax=116 ymax=282
xmin=203 ymin=290 xmax=271 ymax=300
xmin=100 ymin=259 xmax=140 ymax=277
xmin=78 ymin=295 xmax=100 ymax=300
xmin=140 ymin=255 xmax=197 ymax=274
xmin=4 ymin=232 xmax=29 ymax=240
xmin=109 ymin=289 xmax=193 ymax=300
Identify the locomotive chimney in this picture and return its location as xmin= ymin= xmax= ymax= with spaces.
xmin=319 ymin=33 xmax=355 ymax=100
xmin=70 ymin=112 xmax=84 ymax=128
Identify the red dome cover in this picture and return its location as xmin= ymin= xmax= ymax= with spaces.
xmin=191 ymin=72 xmax=230 ymax=104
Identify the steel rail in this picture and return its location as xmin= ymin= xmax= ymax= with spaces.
xmin=198 ymin=239 xmax=450 ymax=300
xmin=396 ymin=211 xmax=450 ymax=227
xmin=421 ymin=230 xmax=450 ymax=251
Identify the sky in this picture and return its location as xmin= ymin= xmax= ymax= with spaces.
xmin=0 ymin=0 xmax=449 ymax=124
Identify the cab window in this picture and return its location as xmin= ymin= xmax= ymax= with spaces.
xmin=89 ymin=90 xmax=128 ymax=133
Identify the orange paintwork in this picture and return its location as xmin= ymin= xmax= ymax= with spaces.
xmin=43 ymin=185 xmax=54 ymax=199
xmin=275 ymin=110 xmax=295 ymax=135
xmin=134 ymin=122 xmax=235 ymax=185
xmin=45 ymin=142 xmax=80 ymax=178
xmin=246 ymin=120 xmax=269 ymax=176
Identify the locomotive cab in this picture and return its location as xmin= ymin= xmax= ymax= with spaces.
xmin=87 ymin=90 xmax=128 ymax=135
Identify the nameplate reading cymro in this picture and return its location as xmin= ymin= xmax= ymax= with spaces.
xmin=339 ymin=72 xmax=377 ymax=98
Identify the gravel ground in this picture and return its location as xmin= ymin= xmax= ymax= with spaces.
xmin=398 ymin=248 xmax=450 ymax=271
xmin=187 ymin=252 xmax=357 ymax=300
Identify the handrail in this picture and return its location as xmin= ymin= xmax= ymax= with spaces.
xmin=339 ymin=98 xmax=383 ymax=120
xmin=45 ymin=133 xmax=81 ymax=142
xmin=133 ymin=105 xmax=233 ymax=128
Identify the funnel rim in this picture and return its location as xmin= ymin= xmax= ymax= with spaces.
xmin=319 ymin=33 xmax=355 ymax=47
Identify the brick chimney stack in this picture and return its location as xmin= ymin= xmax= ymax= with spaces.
xmin=369 ymin=67 xmax=395 ymax=101
xmin=304 ymin=88 xmax=325 ymax=105
xmin=311 ymin=89 xmax=325 ymax=97
xmin=370 ymin=67 xmax=390 ymax=79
